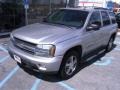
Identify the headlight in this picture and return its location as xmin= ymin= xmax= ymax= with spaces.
xmin=34 ymin=44 xmax=56 ymax=57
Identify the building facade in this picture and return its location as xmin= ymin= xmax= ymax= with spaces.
xmin=26 ymin=0 xmax=68 ymax=23
xmin=0 ymin=0 xmax=120 ymax=35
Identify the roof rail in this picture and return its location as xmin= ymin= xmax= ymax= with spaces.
xmin=76 ymin=6 xmax=94 ymax=9
xmin=94 ymin=7 xmax=109 ymax=10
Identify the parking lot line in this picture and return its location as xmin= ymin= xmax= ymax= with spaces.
xmin=0 ymin=45 xmax=8 ymax=53
xmin=114 ymin=48 xmax=120 ymax=51
xmin=0 ymin=55 xmax=9 ymax=63
xmin=31 ymin=79 xmax=41 ymax=90
xmin=93 ymin=57 xmax=114 ymax=66
xmin=58 ymin=82 xmax=76 ymax=90
xmin=0 ymin=66 xmax=19 ymax=89
xmin=94 ymin=59 xmax=112 ymax=66
xmin=31 ymin=78 xmax=76 ymax=90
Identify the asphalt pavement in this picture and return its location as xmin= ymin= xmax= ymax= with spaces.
xmin=0 ymin=36 xmax=120 ymax=90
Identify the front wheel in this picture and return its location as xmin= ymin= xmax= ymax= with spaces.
xmin=59 ymin=51 xmax=80 ymax=79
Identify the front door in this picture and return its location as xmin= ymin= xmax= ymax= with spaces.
xmin=82 ymin=11 xmax=102 ymax=60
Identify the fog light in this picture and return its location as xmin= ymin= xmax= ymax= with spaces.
xmin=38 ymin=67 xmax=47 ymax=71
xmin=37 ymin=64 xmax=47 ymax=71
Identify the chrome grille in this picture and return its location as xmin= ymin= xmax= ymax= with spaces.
xmin=12 ymin=37 xmax=36 ymax=54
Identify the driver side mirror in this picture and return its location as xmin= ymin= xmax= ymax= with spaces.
xmin=86 ymin=24 xmax=100 ymax=31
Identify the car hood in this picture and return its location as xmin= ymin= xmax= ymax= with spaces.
xmin=12 ymin=23 xmax=78 ymax=44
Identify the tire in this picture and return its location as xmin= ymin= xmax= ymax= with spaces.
xmin=106 ymin=37 xmax=114 ymax=52
xmin=59 ymin=50 xmax=80 ymax=79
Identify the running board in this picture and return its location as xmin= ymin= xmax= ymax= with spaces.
xmin=86 ymin=49 xmax=105 ymax=61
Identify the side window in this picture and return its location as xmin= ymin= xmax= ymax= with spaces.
xmin=109 ymin=12 xmax=116 ymax=24
xmin=88 ymin=11 xmax=101 ymax=27
xmin=101 ymin=11 xmax=111 ymax=26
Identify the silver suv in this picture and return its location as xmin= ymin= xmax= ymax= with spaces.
xmin=8 ymin=7 xmax=118 ymax=79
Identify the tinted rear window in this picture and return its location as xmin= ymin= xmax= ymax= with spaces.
xmin=101 ymin=11 xmax=111 ymax=26
xmin=109 ymin=12 xmax=116 ymax=24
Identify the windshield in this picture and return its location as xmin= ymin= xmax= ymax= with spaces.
xmin=46 ymin=9 xmax=89 ymax=28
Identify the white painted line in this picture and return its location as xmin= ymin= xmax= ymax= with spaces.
xmin=0 ymin=45 xmax=8 ymax=53
xmin=0 ymin=55 xmax=9 ymax=63
xmin=0 ymin=66 xmax=19 ymax=89
xmin=94 ymin=59 xmax=111 ymax=66
xmin=94 ymin=57 xmax=114 ymax=66
xmin=31 ymin=79 xmax=41 ymax=90
xmin=58 ymin=82 xmax=76 ymax=90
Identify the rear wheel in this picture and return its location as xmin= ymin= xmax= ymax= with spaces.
xmin=106 ymin=37 xmax=114 ymax=52
xmin=59 ymin=51 xmax=80 ymax=79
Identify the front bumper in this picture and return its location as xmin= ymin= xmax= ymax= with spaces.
xmin=8 ymin=41 xmax=63 ymax=73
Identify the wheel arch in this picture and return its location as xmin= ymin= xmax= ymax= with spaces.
xmin=58 ymin=45 xmax=83 ymax=79
xmin=62 ymin=45 xmax=83 ymax=60
xmin=111 ymin=32 xmax=117 ymax=41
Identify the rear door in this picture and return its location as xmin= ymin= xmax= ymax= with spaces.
xmin=100 ymin=11 xmax=112 ymax=46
